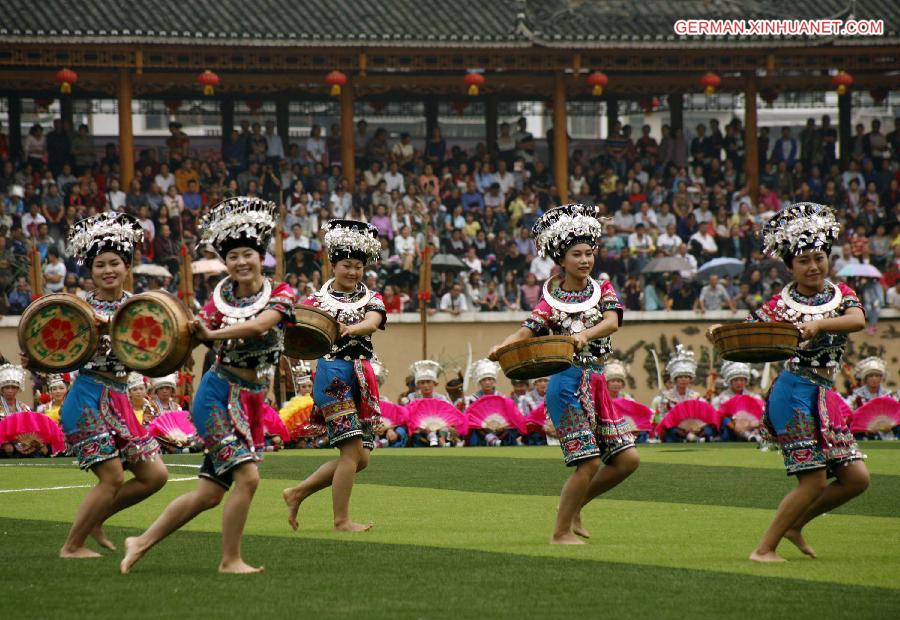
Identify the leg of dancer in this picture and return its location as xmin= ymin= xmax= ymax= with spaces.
xmin=282 ymin=229 xmax=386 ymax=534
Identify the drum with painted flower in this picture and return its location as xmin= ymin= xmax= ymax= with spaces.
xmin=18 ymin=293 xmax=98 ymax=372
xmin=110 ymin=291 xmax=193 ymax=377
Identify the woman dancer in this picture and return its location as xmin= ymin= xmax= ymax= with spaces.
xmin=122 ymin=197 xmax=295 ymax=574
xmin=491 ymin=203 xmax=639 ymax=544
xmin=282 ymin=219 xmax=385 ymax=532
xmin=46 ymin=212 xmax=168 ymax=558
xmin=709 ymin=202 xmax=868 ymax=562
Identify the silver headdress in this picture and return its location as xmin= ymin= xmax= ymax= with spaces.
xmin=292 ymin=360 xmax=313 ymax=386
xmin=46 ymin=374 xmax=68 ymax=390
xmin=532 ymin=203 xmax=605 ymax=261
xmin=67 ymin=212 xmax=144 ymax=266
xmin=666 ymin=345 xmax=697 ymax=380
xmin=604 ymin=359 xmax=628 ymax=382
xmin=0 ymin=364 xmax=26 ymax=390
xmin=127 ymin=373 xmax=147 ymax=392
xmin=323 ymin=219 xmax=381 ymax=264
xmin=854 ymin=356 xmax=886 ymax=380
xmin=411 ymin=360 xmax=441 ymax=383
xmin=150 ymin=373 xmax=178 ymax=391
xmin=369 ymin=358 xmax=387 ymax=386
xmin=761 ymin=202 xmax=840 ymax=260
xmin=199 ymin=196 xmax=278 ymax=257
xmin=469 ymin=358 xmax=500 ymax=384
xmin=721 ymin=361 xmax=751 ymax=384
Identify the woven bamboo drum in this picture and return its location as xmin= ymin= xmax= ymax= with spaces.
xmin=712 ymin=322 xmax=800 ymax=363
xmin=492 ymin=336 xmax=574 ymax=380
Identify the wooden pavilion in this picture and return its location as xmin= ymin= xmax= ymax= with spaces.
xmin=1 ymin=0 xmax=899 ymax=204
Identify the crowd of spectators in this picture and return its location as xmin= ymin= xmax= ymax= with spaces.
xmin=1 ymin=112 xmax=900 ymax=321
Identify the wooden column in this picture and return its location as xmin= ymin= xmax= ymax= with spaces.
xmin=60 ymin=96 xmax=74 ymax=128
xmin=606 ymin=95 xmax=619 ymax=135
xmin=743 ymin=74 xmax=759 ymax=205
xmin=117 ymin=69 xmax=135 ymax=190
xmin=424 ymin=97 xmax=439 ymax=142
xmin=8 ymin=96 xmax=22 ymax=161
xmin=221 ymin=96 xmax=234 ymax=149
xmin=552 ymin=73 xmax=569 ymax=204
xmin=838 ymin=92 xmax=851 ymax=168
xmin=339 ymin=79 xmax=355 ymax=189
xmin=669 ymin=92 xmax=684 ymax=132
xmin=275 ymin=95 xmax=290 ymax=152
xmin=485 ymin=95 xmax=498 ymax=153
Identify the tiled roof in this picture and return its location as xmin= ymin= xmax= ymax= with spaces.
xmin=0 ymin=0 xmax=896 ymax=47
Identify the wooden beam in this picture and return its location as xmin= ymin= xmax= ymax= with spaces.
xmin=117 ymin=68 xmax=134 ymax=190
xmin=552 ymin=73 xmax=568 ymax=204
xmin=669 ymin=92 xmax=683 ymax=133
xmin=606 ymin=95 xmax=618 ymax=136
xmin=743 ymin=74 xmax=759 ymax=206
xmin=839 ymin=92 xmax=852 ymax=168
xmin=340 ymin=79 xmax=355 ymax=190
xmin=275 ymin=94 xmax=289 ymax=151
xmin=221 ymin=96 xmax=234 ymax=150
xmin=7 ymin=96 xmax=21 ymax=161
xmin=485 ymin=95 xmax=498 ymax=154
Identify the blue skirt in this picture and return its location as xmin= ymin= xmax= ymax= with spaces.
xmin=764 ymin=369 xmax=863 ymax=476
xmin=192 ymin=365 xmax=267 ymax=479
xmin=61 ymin=371 xmax=159 ymax=470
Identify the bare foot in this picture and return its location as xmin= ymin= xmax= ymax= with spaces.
xmin=90 ymin=525 xmax=116 ymax=551
xmin=219 ymin=560 xmax=265 ymax=574
xmin=784 ymin=529 xmax=817 ymax=558
xmin=120 ymin=537 xmax=146 ymax=574
xmin=572 ymin=513 xmax=592 ymax=539
xmin=551 ymin=532 xmax=586 ymax=545
xmin=59 ymin=546 xmax=102 ymax=559
xmin=283 ymin=487 xmax=310 ymax=532
xmin=749 ymin=549 xmax=786 ymax=563
xmin=333 ymin=520 xmax=374 ymax=533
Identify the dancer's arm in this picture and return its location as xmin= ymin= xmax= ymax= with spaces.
xmin=192 ymin=309 xmax=283 ymax=341
xmin=340 ymin=310 xmax=383 ymax=337
xmin=797 ymin=306 xmax=865 ymax=341
xmin=572 ymin=309 xmax=620 ymax=351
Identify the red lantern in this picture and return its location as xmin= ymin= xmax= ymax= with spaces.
xmin=640 ymin=97 xmax=660 ymax=114
xmin=586 ymin=72 xmax=609 ymax=97
xmin=450 ymin=101 xmax=469 ymax=116
xmin=760 ymin=87 xmax=779 ymax=107
xmin=463 ymin=72 xmax=485 ymax=97
xmin=55 ymin=68 xmax=78 ymax=94
xmin=246 ymin=100 xmax=263 ymax=114
xmin=698 ymin=72 xmax=721 ymax=96
xmin=869 ymin=87 xmax=888 ymax=104
xmin=325 ymin=70 xmax=348 ymax=97
xmin=164 ymin=99 xmax=182 ymax=113
xmin=831 ymin=71 xmax=853 ymax=96
xmin=34 ymin=98 xmax=53 ymax=112
xmin=197 ymin=70 xmax=220 ymax=96
xmin=368 ymin=100 xmax=386 ymax=113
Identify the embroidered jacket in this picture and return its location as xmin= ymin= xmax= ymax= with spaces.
xmin=302 ymin=285 xmax=386 ymax=361
xmin=748 ymin=281 xmax=862 ymax=371
xmin=83 ymin=291 xmax=130 ymax=376
xmin=198 ymin=279 xmax=296 ymax=369
xmin=522 ymin=278 xmax=623 ymax=368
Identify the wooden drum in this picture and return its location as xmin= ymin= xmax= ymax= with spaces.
xmin=18 ymin=293 xmax=99 ymax=372
xmin=110 ymin=291 xmax=193 ymax=377
xmin=284 ymin=305 xmax=339 ymax=360
xmin=491 ymin=336 xmax=574 ymax=381
xmin=711 ymin=322 xmax=800 ymax=363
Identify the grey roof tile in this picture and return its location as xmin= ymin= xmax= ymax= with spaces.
xmin=0 ymin=0 xmax=895 ymax=47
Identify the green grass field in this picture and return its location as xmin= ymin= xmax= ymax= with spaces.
xmin=1 ymin=444 xmax=899 ymax=619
